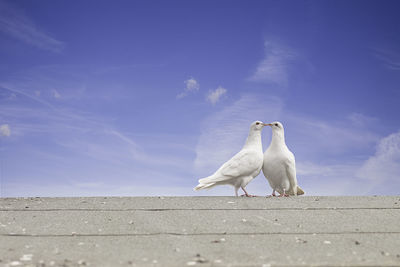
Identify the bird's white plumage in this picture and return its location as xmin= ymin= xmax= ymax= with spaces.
xmin=194 ymin=121 xmax=266 ymax=196
xmin=262 ymin=121 xmax=304 ymax=196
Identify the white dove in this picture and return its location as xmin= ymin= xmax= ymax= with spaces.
xmin=194 ymin=121 xmax=268 ymax=197
xmin=262 ymin=121 xmax=304 ymax=197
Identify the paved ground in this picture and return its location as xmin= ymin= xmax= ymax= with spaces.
xmin=1 ymin=196 xmax=400 ymax=266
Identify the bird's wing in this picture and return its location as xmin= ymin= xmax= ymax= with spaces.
xmin=219 ymin=149 xmax=259 ymax=178
xmin=199 ymin=150 xmax=259 ymax=184
xmin=284 ymin=152 xmax=298 ymax=195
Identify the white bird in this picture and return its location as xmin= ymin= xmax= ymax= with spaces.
xmin=194 ymin=121 xmax=268 ymax=197
xmin=262 ymin=121 xmax=304 ymax=197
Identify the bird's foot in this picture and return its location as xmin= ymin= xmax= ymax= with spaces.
xmin=240 ymin=194 xmax=257 ymax=197
xmin=278 ymin=193 xmax=289 ymax=197
xmin=271 ymin=193 xmax=277 ymax=197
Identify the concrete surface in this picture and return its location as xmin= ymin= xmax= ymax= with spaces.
xmin=0 ymin=196 xmax=400 ymax=266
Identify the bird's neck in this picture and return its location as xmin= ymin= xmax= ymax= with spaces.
xmin=244 ymin=130 xmax=262 ymax=150
xmin=269 ymin=131 xmax=287 ymax=150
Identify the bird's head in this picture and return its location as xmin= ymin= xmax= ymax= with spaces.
xmin=265 ymin=121 xmax=284 ymax=133
xmin=250 ymin=121 xmax=268 ymax=131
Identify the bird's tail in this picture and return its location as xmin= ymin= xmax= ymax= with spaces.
xmin=296 ymin=186 xmax=305 ymax=195
xmin=194 ymin=176 xmax=217 ymax=191
xmin=193 ymin=182 xmax=216 ymax=191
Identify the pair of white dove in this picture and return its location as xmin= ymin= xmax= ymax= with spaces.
xmin=194 ymin=121 xmax=304 ymax=197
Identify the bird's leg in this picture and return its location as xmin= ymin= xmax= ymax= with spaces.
xmin=240 ymin=187 xmax=256 ymax=197
xmin=271 ymin=189 xmax=276 ymax=197
xmin=278 ymin=189 xmax=289 ymax=197
xmin=235 ymin=187 xmax=239 ymax=197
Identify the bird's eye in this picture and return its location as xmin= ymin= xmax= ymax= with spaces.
xmin=256 ymin=122 xmax=260 ymax=125
xmin=274 ymin=123 xmax=278 ymax=127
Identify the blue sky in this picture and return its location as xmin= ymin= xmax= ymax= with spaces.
xmin=0 ymin=0 xmax=399 ymax=197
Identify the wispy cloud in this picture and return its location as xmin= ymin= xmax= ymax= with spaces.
xmin=373 ymin=47 xmax=400 ymax=71
xmin=0 ymin=68 xmax=197 ymax=196
xmin=52 ymin=89 xmax=61 ymax=99
xmin=0 ymin=124 xmax=11 ymax=137
xmin=249 ymin=40 xmax=296 ymax=87
xmin=207 ymin=86 xmax=227 ymax=105
xmin=0 ymin=84 xmax=58 ymax=110
xmin=347 ymin=112 xmax=378 ymax=127
xmin=0 ymin=1 xmax=65 ymax=52
xmin=356 ymin=131 xmax=400 ymax=188
xmin=177 ymin=78 xmax=199 ymax=99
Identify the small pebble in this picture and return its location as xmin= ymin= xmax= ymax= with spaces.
xmin=187 ymin=261 xmax=196 ymax=266
xmin=381 ymin=251 xmax=390 ymax=256
xmin=323 ymin=240 xmax=331 ymax=244
xmin=78 ymin=259 xmax=87 ymax=265
xmin=355 ymin=241 xmax=360 ymax=245
xmin=20 ymin=254 xmax=33 ymax=261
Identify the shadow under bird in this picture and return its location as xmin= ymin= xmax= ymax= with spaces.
xmin=194 ymin=121 xmax=268 ymax=197
xmin=262 ymin=121 xmax=304 ymax=196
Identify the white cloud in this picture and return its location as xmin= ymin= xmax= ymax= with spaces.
xmin=52 ymin=89 xmax=61 ymax=99
xmin=0 ymin=124 xmax=11 ymax=137
xmin=0 ymin=1 xmax=65 ymax=53
xmin=185 ymin=78 xmax=200 ymax=92
xmin=249 ymin=41 xmax=296 ymax=87
xmin=207 ymin=86 xmax=227 ymax=105
xmin=356 ymin=131 xmax=400 ymax=183
xmin=177 ymin=78 xmax=199 ymax=99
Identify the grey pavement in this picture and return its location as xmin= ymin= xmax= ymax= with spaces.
xmin=1 ymin=196 xmax=400 ymax=266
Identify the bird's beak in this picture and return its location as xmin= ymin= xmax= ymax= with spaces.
xmin=263 ymin=123 xmax=272 ymax=126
